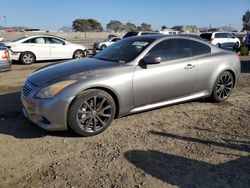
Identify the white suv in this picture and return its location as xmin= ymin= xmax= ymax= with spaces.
xmin=200 ymin=32 xmax=240 ymax=49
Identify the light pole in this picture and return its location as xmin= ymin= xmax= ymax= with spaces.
xmin=229 ymin=23 xmax=233 ymax=32
xmin=3 ymin=16 xmax=6 ymax=28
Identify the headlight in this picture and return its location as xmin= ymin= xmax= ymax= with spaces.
xmin=35 ymin=80 xmax=76 ymax=99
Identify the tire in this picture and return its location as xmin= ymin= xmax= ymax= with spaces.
xmin=68 ymin=89 xmax=116 ymax=136
xmin=233 ymin=42 xmax=240 ymax=50
xmin=73 ymin=49 xmax=86 ymax=59
xmin=100 ymin=44 xmax=107 ymax=50
xmin=211 ymin=71 xmax=234 ymax=102
xmin=20 ymin=52 xmax=36 ymax=65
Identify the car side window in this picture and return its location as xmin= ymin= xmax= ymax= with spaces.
xmin=227 ymin=33 xmax=234 ymax=38
xmin=215 ymin=33 xmax=221 ymax=38
xmin=190 ymin=40 xmax=211 ymax=56
xmin=220 ymin=33 xmax=228 ymax=38
xmin=146 ymin=39 xmax=192 ymax=62
xmin=47 ymin=37 xmax=64 ymax=44
xmin=23 ymin=37 xmax=45 ymax=44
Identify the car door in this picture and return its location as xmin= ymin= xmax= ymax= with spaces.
xmin=46 ymin=37 xmax=71 ymax=59
xmin=133 ymin=39 xmax=197 ymax=107
xmin=22 ymin=37 xmax=50 ymax=60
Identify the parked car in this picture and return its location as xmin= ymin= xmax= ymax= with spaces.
xmin=0 ymin=37 xmax=4 ymax=42
xmin=0 ymin=47 xmax=11 ymax=71
xmin=93 ymin=36 xmax=121 ymax=51
xmin=122 ymin=31 xmax=160 ymax=39
xmin=21 ymin=35 xmax=240 ymax=136
xmin=1 ymin=35 xmax=88 ymax=64
xmin=159 ymin=29 xmax=179 ymax=35
xmin=200 ymin=32 xmax=240 ymax=50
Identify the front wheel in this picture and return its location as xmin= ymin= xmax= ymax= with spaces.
xmin=73 ymin=50 xmax=86 ymax=59
xmin=20 ymin=52 xmax=36 ymax=65
xmin=68 ymin=89 xmax=116 ymax=136
xmin=211 ymin=71 xmax=234 ymax=102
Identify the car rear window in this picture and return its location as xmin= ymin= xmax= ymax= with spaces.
xmin=123 ymin=32 xmax=138 ymax=39
xmin=200 ymin=33 xmax=212 ymax=40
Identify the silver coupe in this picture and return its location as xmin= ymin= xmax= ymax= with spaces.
xmin=21 ymin=35 xmax=241 ymax=136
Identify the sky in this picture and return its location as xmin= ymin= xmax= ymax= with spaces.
xmin=1 ymin=0 xmax=249 ymax=30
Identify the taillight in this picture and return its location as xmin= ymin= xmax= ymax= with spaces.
xmin=2 ymin=50 xmax=9 ymax=60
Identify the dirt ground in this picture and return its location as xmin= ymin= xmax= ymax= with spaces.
xmin=0 ymin=56 xmax=249 ymax=188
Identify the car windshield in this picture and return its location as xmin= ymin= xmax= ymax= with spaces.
xmin=11 ymin=36 xmax=28 ymax=42
xmin=93 ymin=37 xmax=155 ymax=63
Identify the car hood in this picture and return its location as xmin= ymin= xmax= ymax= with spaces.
xmin=28 ymin=58 xmax=121 ymax=86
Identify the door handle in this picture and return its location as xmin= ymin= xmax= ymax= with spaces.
xmin=184 ymin=64 xmax=195 ymax=70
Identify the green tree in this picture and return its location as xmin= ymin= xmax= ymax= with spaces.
xmin=242 ymin=10 xmax=250 ymax=31
xmin=138 ymin=23 xmax=152 ymax=31
xmin=123 ymin=22 xmax=137 ymax=31
xmin=106 ymin=20 xmax=123 ymax=32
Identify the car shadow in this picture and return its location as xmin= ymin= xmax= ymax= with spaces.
xmin=0 ymin=92 xmax=77 ymax=138
xmin=149 ymin=130 xmax=250 ymax=153
xmin=124 ymin=150 xmax=250 ymax=187
xmin=241 ymin=60 xmax=250 ymax=73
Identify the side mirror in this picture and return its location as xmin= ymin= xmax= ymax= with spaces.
xmin=62 ymin=41 xmax=66 ymax=45
xmin=141 ymin=56 xmax=161 ymax=65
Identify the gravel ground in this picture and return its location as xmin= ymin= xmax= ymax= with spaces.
xmin=0 ymin=56 xmax=249 ymax=188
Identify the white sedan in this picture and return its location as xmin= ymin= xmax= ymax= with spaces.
xmin=2 ymin=35 xmax=88 ymax=64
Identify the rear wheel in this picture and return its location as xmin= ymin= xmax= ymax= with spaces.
xmin=68 ymin=89 xmax=116 ymax=136
xmin=100 ymin=44 xmax=107 ymax=50
xmin=211 ymin=71 xmax=234 ymax=102
xmin=20 ymin=52 xmax=36 ymax=65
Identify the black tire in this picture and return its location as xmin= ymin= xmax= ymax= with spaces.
xmin=100 ymin=44 xmax=107 ymax=50
xmin=216 ymin=43 xmax=221 ymax=48
xmin=73 ymin=49 xmax=86 ymax=59
xmin=68 ymin=89 xmax=116 ymax=136
xmin=233 ymin=42 xmax=240 ymax=50
xmin=20 ymin=52 xmax=36 ymax=65
xmin=211 ymin=71 xmax=234 ymax=102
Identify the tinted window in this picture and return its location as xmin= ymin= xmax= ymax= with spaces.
xmin=215 ymin=33 xmax=221 ymax=38
xmin=47 ymin=37 xmax=64 ymax=44
xmin=147 ymin=39 xmax=192 ymax=61
xmin=190 ymin=40 xmax=211 ymax=56
xmin=122 ymin=32 xmax=138 ymax=39
xmin=200 ymin=33 xmax=212 ymax=40
xmin=23 ymin=37 xmax=46 ymax=44
xmin=220 ymin=33 xmax=228 ymax=38
xmin=227 ymin=33 xmax=235 ymax=38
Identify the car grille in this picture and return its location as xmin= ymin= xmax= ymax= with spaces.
xmin=22 ymin=81 xmax=33 ymax=97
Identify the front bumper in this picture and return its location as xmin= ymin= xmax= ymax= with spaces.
xmin=0 ymin=60 xmax=12 ymax=71
xmin=21 ymin=82 xmax=71 ymax=131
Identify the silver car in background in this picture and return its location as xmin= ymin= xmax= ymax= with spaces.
xmin=21 ymin=35 xmax=240 ymax=136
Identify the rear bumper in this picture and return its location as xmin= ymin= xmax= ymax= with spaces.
xmin=0 ymin=60 xmax=12 ymax=71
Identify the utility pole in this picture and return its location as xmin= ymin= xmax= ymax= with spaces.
xmin=3 ymin=16 xmax=6 ymax=28
xmin=229 ymin=23 xmax=233 ymax=32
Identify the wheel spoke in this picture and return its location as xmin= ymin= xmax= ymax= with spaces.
xmin=84 ymin=101 xmax=93 ymax=110
xmin=98 ymin=112 xmax=111 ymax=117
xmin=84 ymin=117 xmax=93 ymax=130
xmin=96 ymin=98 xmax=106 ymax=111
xmin=96 ymin=115 xmax=106 ymax=126
xmin=93 ymin=117 xmax=97 ymax=131
xmin=79 ymin=115 xmax=91 ymax=123
xmin=99 ymin=105 xmax=111 ymax=112
xmin=93 ymin=96 xmax=97 ymax=109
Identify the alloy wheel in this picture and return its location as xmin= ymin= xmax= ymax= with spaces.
xmin=216 ymin=73 xmax=233 ymax=100
xmin=76 ymin=95 xmax=113 ymax=133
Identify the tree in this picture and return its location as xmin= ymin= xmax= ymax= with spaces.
xmin=106 ymin=20 xmax=123 ymax=32
xmin=138 ymin=23 xmax=152 ymax=31
xmin=72 ymin=18 xmax=103 ymax=32
xmin=161 ymin=25 xmax=168 ymax=30
xmin=123 ymin=22 xmax=137 ymax=31
xmin=242 ymin=10 xmax=250 ymax=31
